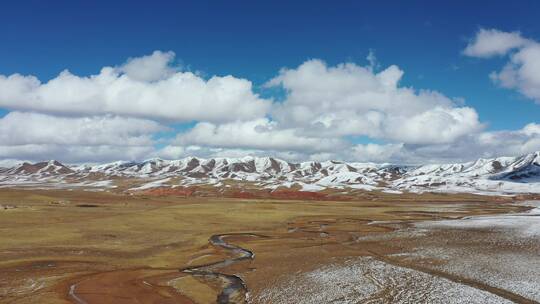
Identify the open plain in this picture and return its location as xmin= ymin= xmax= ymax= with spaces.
xmin=1 ymin=188 xmax=538 ymax=304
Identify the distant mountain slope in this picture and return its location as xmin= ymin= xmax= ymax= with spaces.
xmin=1 ymin=152 xmax=539 ymax=195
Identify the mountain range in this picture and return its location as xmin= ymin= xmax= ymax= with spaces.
xmin=1 ymin=152 xmax=539 ymax=196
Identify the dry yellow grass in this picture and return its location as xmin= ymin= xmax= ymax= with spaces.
xmin=0 ymin=188 xmax=526 ymax=304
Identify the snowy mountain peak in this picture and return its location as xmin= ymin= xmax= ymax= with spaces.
xmin=1 ymin=152 xmax=540 ymax=195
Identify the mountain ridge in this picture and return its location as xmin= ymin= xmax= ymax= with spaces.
xmin=1 ymin=152 xmax=539 ymax=195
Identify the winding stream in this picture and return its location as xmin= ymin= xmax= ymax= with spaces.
xmin=67 ymin=233 xmax=265 ymax=304
xmin=180 ymin=233 xmax=266 ymax=304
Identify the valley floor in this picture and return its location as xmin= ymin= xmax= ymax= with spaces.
xmin=0 ymin=189 xmax=538 ymax=304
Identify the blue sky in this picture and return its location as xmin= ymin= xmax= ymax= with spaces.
xmin=0 ymin=1 xmax=539 ymax=164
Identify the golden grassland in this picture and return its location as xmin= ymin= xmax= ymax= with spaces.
xmin=0 ymin=188 xmax=529 ymax=304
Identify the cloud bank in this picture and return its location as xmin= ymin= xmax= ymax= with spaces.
xmin=0 ymin=46 xmax=539 ymax=164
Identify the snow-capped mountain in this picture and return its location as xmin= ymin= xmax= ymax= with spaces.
xmin=393 ymin=152 xmax=540 ymax=194
xmin=1 ymin=152 xmax=539 ymax=195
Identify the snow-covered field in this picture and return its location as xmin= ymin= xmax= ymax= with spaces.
xmin=255 ymin=257 xmax=512 ymax=304
xmin=256 ymin=202 xmax=540 ymax=303
xmin=416 ymin=201 xmax=540 ymax=238
xmin=410 ymin=202 xmax=540 ymax=302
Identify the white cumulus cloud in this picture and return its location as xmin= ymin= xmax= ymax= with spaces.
xmin=0 ymin=51 xmax=270 ymax=122
xmin=463 ymin=28 xmax=530 ymax=58
xmin=0 ymin=112 xmax=165 ymax=163
xmin=267 ymin=59 xmax=482 ymax=144
xmin=175 ymin=118 xmax=347 ymax=153
xmin=465 ymin=28 xmax=540 ymax=104
xmin=0 ymin=144 xmax=156 ymax=164
xmin=0 ymin=111 xmax=165 ymax=146
xmin=117 ymin=50 xmax=178 ymax=82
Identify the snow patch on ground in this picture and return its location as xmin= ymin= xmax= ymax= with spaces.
xmin=416 ymin=201 xmax=540 ymax=238
xmin=129 ymin=178 xmax=171 ymax=191
xmin=255 ymin=257 xmax=511 ymax=304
